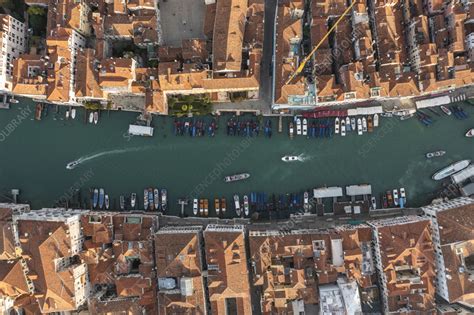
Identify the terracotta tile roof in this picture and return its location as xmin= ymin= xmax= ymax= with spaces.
xmin=370 ymin=217 xmax=436 ymax=313
xmin=182 ymin=39 xmax=209 ymax=61
xmin=212 ymin=0 xmax=248 ymax=72
xmin=311 ymin=0 xmax=347 ymax=17
xmin=204 ymin=225 xmax=252 ymax=315
xmin=155 ymin=227 xmax=207 ymax=315
xmin=11 ymin=54 xmax=48 ymax=97
xmin=0 ymin=259 xmax=30 ymax=297
xmin=75 ymin=49 xmax=103 ymax=99
xmin=0 ymin=208 xmax=17 ymax=260
xmin=98 ymin=58 xmax=135 ymax=91
xmin=47 ymin=0 xmax=90 ymax=35
xmin=204 ymin=3 xmax=217 ymax=39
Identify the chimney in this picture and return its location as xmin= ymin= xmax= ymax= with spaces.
xmin=167 ymin=67 xmax=171 ymax=82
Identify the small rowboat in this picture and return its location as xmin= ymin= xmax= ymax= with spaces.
xmin=440 ymin=106 xmax=451 ymax=116
xmin=466 ymin=128 xmax=474 ymax=138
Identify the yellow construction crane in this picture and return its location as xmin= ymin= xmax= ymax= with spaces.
xmin=285 ymin=1 xmax=357 ymax=85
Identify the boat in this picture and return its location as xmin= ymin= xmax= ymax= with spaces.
xmin=119 ymin=195 xmax=125 ymax=210
xmin=93 ymin=111 xmax=99 ymax=124
xmin=386 ymin=190 xmax=393 ymax=207
xmin=393 ymin=189 xmax=399 ymax=206
xmin=289 ymin=122 xmax=294 ymax=139
xmin=199 ymin=199 xmax=204 ymax=216
xmin=161 ymin=189 xmax=167 ymax=212
xmin=105 ymin=194 xmax=110 ymax=210
xmin=371 ymin=196 xmax=377 ymax=210
xmin=98 ymin=188 xmax=105 ymax=209
xmin=345 ymin=117 xmax=351 ymax=132
xmin=66 ymin=160 xmax=80 ymax=170
xmin=302 ymin=118 xmax=308 ymax=136
xmin=89 ymin=112 xmax=94 ymax=124
xmin=131 ymin=193 xmax=136 ymax=208
xmin=400 ymin=113 xmax=414 ymax=120
xmin=362 ymin=117 xmax=367 ymax=132
xmin=93 ymin=188 xmax=99 ymax=208
xmin=282 ymin=155 xmax=301 ymax=162
xmin=340 ymin=118 xmax=346 ymax=136
xmin=148 ymin=189 xmax=154 ymax=210
xmin=221 ymin=198 xmax=227 ymax=213
xmin=432 ymin=160 xmax=471 ymax=180
xmin=380 ymin=112 xmax=393 ymax=118
xmin=465 ymin=128 xmax=474 ymax=138
xmin=154 ymin=188 xmax=160 ymax=210
xmin=425 ymin=150 xmax=446 ymax=159
xmin=243 ymin=195 xmax=250 ymax=217
xmin=65 ymin=110 xmax=70 ymax=119
xmin=334 ymin=117 xmax=340 ymax=134
xmin=204 ymin=199 xmax=209 ymax=217
xmin=144 ymin=189 xmax=149 ymax=210
xmin=224 ymin=173 xmax=250 ymax=183
xmin=357 ymin=118 xmax=363 ymax=135
xmin=234 ymin=195 xmax=241 ymax=216
xmin=303 ymin=191 xmax=309 ymax=212
xmin=382 ymin=194 xmax=388 ymax=208
xmin=9 ymin=96 xmax=19 ymax=104
xmin=35 ymin=104 xmax=42 ymax=120
xmin=351 ymin=117 xmax=356 ymax=130
xmin=440 ymin=105 xmax=452 ymax=115
xmin=215 ymin=198 xmax=220 ymax=216
xmin=367 ymin=115 xmax=373 ymax=132
xmin=296 ymin=118 xmax=302 ymax=135
xmin=71 ymin=108 xmax=76 ymax=119
xmin=193 ymin=199 xmax=198 ymax=215
xmin=400 ymin=188 xmax=406 ymax=204
xmin=373 ymin=113 xmax=379 ymax=127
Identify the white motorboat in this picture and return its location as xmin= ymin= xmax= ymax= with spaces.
xmin=66 ymin=160 xmax=80 ymax=170
xmin=371 ymin=196 xmax=377 ymax=210
xmin=340 ymin=118 xmax=346 ymax=137
xmin=296 ymin=118 xmax=302 ymax=135
xmin=400 ymin=188 xmax=406 ymax=203
xmin=425 ymin=150 xmax=446 ymax=159
xmin=432 ymin=160 xmax=471 ymax=180
xmin=373 ymin=113 xmax=379 ymax=127
xmin=105 ymin=194 xmax=110 ymax=210
xmin=71 ymin=108 xmax=76 ymax=119
xmin=393 ymin=189 xmax=399 ymax=206
xmin=345 ymin=117 xmax=351 ymax=131
xmin=357 ymin=118 xmax=363 ymax=135
xmin=282 ymin=155 xmax=302 ymax=162
xmin=89 ymin=112 xmax=94 ymax=124
xmin=362 ymin=117 xmax=367 ymax=132
xmin=224 ymin=173 xmax=250 ymax=183
xmin=9 ymin=97 xmax=19 ymax=104
xmin=334 ymin=117 xmax=340 ymax=134
xmin=193 ymin=199 xmax=198 ymax=215
xmin=65 ymin=110 xmax=70 ymax=119
xmin=93 ymin=111 xmax=99 ymax=124
xmin=243 ymin=195 xmax=249 ymax=217
xmin=465 ymin=128 xmax=474 ymax=138
xmin=131 ymin=193 xmax=136 ymax=208
xmin=303 ymin=191 xmax=309 ymax=212
xmin=302 ymin=118 xmax=308 ymax=136
xmin=289 ymin=122 xmax=294 ymax=139
xmin=440 ymin=106 xmax=451 ymax=115
xmin=351 ymin=118 xmax=356 ymax=130
xmin=234 ymin=195 xmax=241 ymax=216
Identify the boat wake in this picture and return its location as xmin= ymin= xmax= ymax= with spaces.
xmin=66 ymin=146 xmax=152 ymax=170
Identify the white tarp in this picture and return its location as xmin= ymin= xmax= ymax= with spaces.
xmin=347 ymin=106 xmax=383 ymax=116
xmin=128 ymin=124 xmax=154 ymax=136
xmin=346 ymin=184 xmax=372 ymax=196
xmin=313 ymin=186 xmax=343 ymax=198
xmin=451 ymin=164 xmax=474 ymax=184
xmin=415 ymin=95 xmax=450 ymax=109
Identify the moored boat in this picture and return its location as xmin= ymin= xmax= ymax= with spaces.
xmin=193 ymin=198 xmax=198 ymax=216
xmin=334 ymin=117 xmax=340 ymax=134
xmin=148 ymin=189 xmax=154 ymax=210
xmin=400 ymin=113 xmax=414 ymax=120
xmin=400 ymin=187 xmax=406 ymax=205
xmin=302 ymin=118 xmax=308 ymax=136
xmin=131 ymin=193 xmax=136 ymax=208
xmin=199 ymin=199 xmax=204 ymax=216
xmin=371 ymin=196 xmax=377 ymax=210
xmin=367 ymin=115 xmax=373 ymax=132
xmin=215 ymin=198 xmax=220 ymax=216
xmin=386 ymin=190 xmax=393 ymax=207
xmin=35 ymin=104 xmax=42 ymax=121
xmin=432 ymin=160 xmax=471 ymax=180
xmin=221 ymin=198 xmax=227 ymax=213
xmin=243 ymin=195 xmax=249 ymax=217
xmin=303 ymin=191 xmax=309 ymax=212
xmin=204 ymin=199 xmax=209 ymax=217
xmin=440 ymin=105 xmax=452 ymax=115
xmin=65 ymin=110 xmax=70 ymax=119
xmin=89 ymin=112 xmax=94 ymax=124
xmin=144 ymin=189 xmax=149 ymax=210
xmin=120 ymin=195 xmax=125 ymax=210
xmin=345 ymin=117 xmax=351 ymax=132
xmin=234 ymin=195 xmax=241 ymax=216
xmin=357 ymin=118 xmax=363 ymax=135
xmin=373 ymin=113 xmax=379 ymax=127
xmin=340 ymin=118 xmax=346 ymax=136
xmin=362 ymin=117 xmax=367 ymax=132
xmin=93 ymin=111 xmax=99 ymax=124
xmin=71 ymin=108 xmax=76 ymax=119
xmin=393 ymin=189 xmax=399 ymax=207
xmin=289 ymin=122 xmax=294 ymax=139
xmin=93 ymin=188 xmax=99 ymax=208
xmin=425 ymin=150 xmax=446 ymax=159
xmin=224 ymin=173 xmax=250 ymax=183
xmin=99 ymin=188 xmax=105 ymax=209
xmin=105 ymin=194 xmax=110 ymax=210
xmin=296 ymin=118 xmax=302 ymax=135
xmin=161 ymin=189 xmax=167 ymax=212
xmin=351 ymin=117 xmax=356 ymax=130
xmin=381 ymin=112 xmax=393 ymax=118
xmin=154 ymin=189 xmax=160 ymax=210
xmin=465 ymin=128 xmax=474 ymax=138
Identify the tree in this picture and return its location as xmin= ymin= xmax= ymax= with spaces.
xmin=27 ymin=6 xmax=45 ymax=15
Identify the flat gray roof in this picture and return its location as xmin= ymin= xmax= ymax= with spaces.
xmin=313 ymin=187 xmax=343 ymax=198
xmin=346 ymin=184 xmax=372 ymax=196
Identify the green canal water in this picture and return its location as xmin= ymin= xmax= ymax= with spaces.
xmin=0 ymin=97 xmax=472 ymax=217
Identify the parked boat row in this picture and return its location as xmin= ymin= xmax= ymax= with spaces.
xmin=88 ymin=111 xmax=99 ymax=124
xmin=381 ymin=188 xmax=407 ymax=208
xmin=289 ymin=118 xmax=333 ymax=138
xmin=174 ymin=118 xmax=217 ymax=137
xmin=226 ymin=118 xmax=266 ymax=137
xmin=416 ymin=105 xmax=468 ymax=126
xmin=65 ymin=107 xmax=77 ymax=120
xmin=143 ymin=187 xmax=168 ymax=211
xmin=91 ymin=188 xmax=110 ymax=210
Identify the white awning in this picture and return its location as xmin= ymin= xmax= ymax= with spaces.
xmin=313 ymin=187 xmax=343 ymax=198
xmin=346 ymin=184 xmax=372 ymax=196
xmin=415 ymin=95 xmax=450 ymax=109
xmin=347 ymin=106 xmax=383 ymax=116
xmin=128 ymin=124 xmax=154 ymax=136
